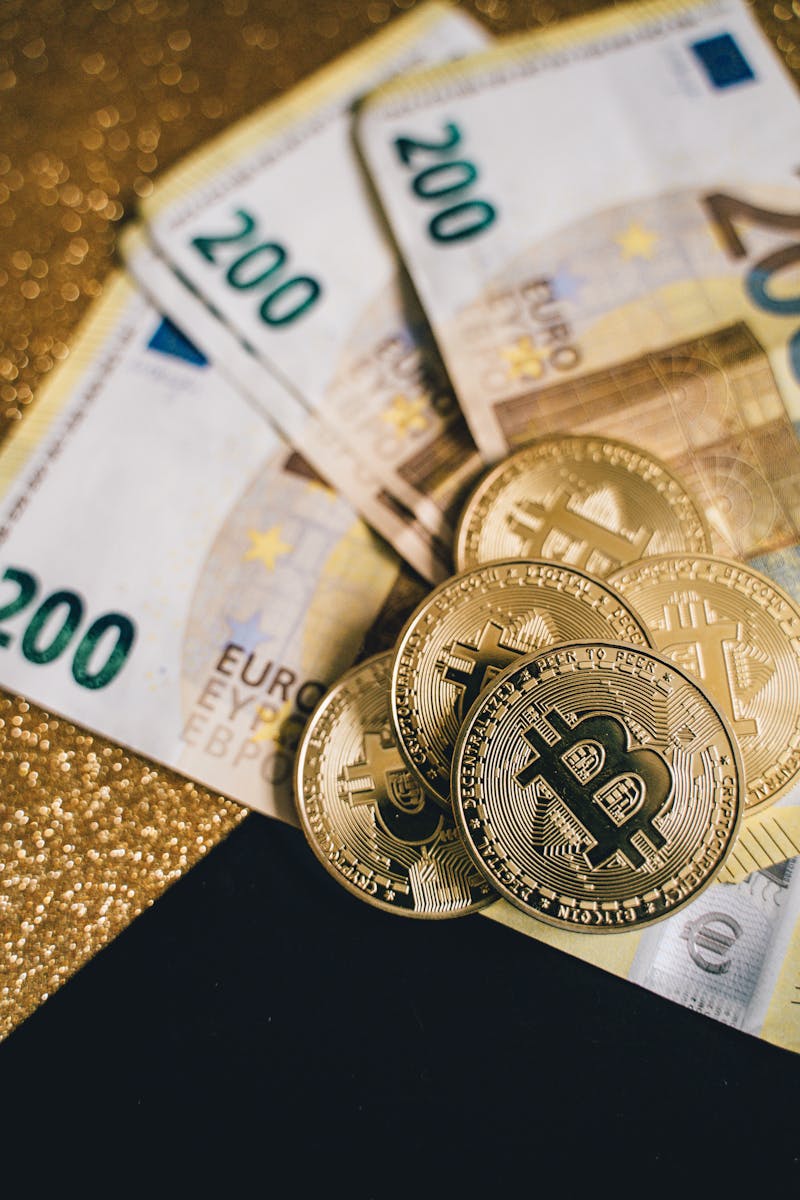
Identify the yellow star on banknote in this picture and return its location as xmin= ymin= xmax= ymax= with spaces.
xmin=616 ymin=222 xmax=659 ymax=260
xmin=502 ymin=336 xmax=545 ymax=381
xmin=307 ymin=478 xmax=337 ymax=501
xmin=250 ymin=699 xmax=293 ymax=744
xmin=244 ymin=524 xmax=292 ymax=570
xmin=382 ymin=393 xmax=429 ymax=436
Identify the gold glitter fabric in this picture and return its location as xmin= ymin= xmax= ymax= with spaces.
xmin=0 ymin=696 xmax=246 ymax=1039
xmin=0 ymin=0 xmax=798 ymax=1039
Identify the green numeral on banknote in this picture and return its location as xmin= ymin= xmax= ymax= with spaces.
xmin=22 ymin=590 xmax=83 ymax=664
xmin=394 ymin=122 xmax=462 ymax=163
xmin=0 ymin=567 xmax=37 ymax=646
xmin=257 ymin=276 xmax=320 ymax=326
xmin=704 ymin=188 xmax=800 ymax=381
xmin=0 ymin=566 xmax=135 ymax=688
xmin=190 ymin=207 xmax=256 ymax=262
xmin=71 ymin=612 xmax=136 ymax=690
xmin=226 ymin=242 xmax=286 ymax=289
xmin=392 ymin=121 xmax=496 ymax=244
xmin=412 ymin=160 xmax=477 ymax=199
xmin=190 ymin=207 xmax=322 ymax=326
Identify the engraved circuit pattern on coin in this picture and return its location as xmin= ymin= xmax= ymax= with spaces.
xmin=391 ymin=558 xmax=652 ymax=807
xmin=452 ymin=642 xmax=743 ymax=932
xmin=608 ymin=554 xmax=800 ymax=815
xmin=294 ymin=651 xmax=493 ymax=918
xmin=453 ymin=435 xmax=712 ymax=576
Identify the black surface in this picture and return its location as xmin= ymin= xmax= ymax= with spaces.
xmin=1 ymin=812 xmax=799 ymax=1184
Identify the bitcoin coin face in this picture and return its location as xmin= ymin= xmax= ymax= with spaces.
xmin=391 ymin=558 xmax=652 ymax=807
xmin=452 ymin=642 xmax=743 ymax=932
xmin=294 ymin=651 xmax=493 ymax=918
xmin=454 ymin=435 xmax=712 ymax=576
xmin=608 ymin=554 xmax=800 ymax=815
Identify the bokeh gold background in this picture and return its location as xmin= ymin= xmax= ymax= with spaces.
xmin=1 ymin=0 xmax=798 ymax=1039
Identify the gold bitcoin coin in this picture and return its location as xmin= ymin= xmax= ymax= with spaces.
xmin=608 ymin=553 xmax=800 ymax=815
xmin=294 ymin=651 xmax=493 ymax=918
xmin=454 ymin=435 xmax=712 ymax=576
xmin=452 ymin=642 xmax=743 ymax=932
xmin=391 ymin=558 xmax=652 ymax=808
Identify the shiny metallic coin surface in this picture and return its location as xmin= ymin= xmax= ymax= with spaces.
xmin=608 ymin=554 xmax=800 ymax=815
xmin=294 ymin=651 xmax=493 ymax=918
xmin=452 ymin=642 xmax=743 ymax=932
xmin=454 ymin=435 xmax=712 ymax=576
xmin=391 ymin=558 xmax=652 ymax=808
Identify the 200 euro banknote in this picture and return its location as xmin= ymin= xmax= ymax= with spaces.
xmin=359 ymin=0 xmax=800 ymax=880
xmin=0 ymin=274 xmax=410 ymax=823
xmin=358 ymin=0 xmax=800 ymax=564
xmin=4 ymin=275 xmax=799 ymax=1050
xmin=128 ymin=2 xmax=490 ymax=575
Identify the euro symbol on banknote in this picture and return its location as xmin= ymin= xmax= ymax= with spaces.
xmin=680 ymin=912 xmax=743 ymax=974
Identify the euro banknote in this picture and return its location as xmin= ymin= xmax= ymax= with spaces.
xmin=358 ymin=0 xmax=800 ymax=879
xmin=121 ymin=224 xmax=449 ymax=584
xmin=4 ymin=273 xmax=799 ymax=1050
xmin=0 ymin=274 xmax=411 ymax=824
xmin=358 ymin=0 xmax=800 ymax=564
xmin=126 ymin=1 xmax=489 ymax=573
xmin=489 ymin=857 xmax=800 ymax=1053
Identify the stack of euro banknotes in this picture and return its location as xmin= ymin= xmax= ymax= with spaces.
xmin=3 ymin=0 xmax=800 ymax=1050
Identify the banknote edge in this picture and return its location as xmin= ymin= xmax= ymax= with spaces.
xmin=356 ymin=0 xmax=771 ymax=119
xmin=0 ymin=271 xmax=135 ymax=506
xmin=140 ymin=0 xmax=482 ymax=223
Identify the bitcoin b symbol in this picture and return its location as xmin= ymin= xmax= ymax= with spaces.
xmin=341 ymin=728 xmax=442 ymax=845
xmin=653 ymin=598 xmax=759 ymax=738
xmin=508 ymin=488 xmax=652 ymax=569
xmin=440 ymin=621 xmax=526 ymax=721
xmin=517 ymin=710 xmax=671 ymax=869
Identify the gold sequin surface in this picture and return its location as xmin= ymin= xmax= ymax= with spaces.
xmin=0 ymin=0 xmax=797 ymax=1036
xmin=0 ymin=694 xmax=245 ymax=1040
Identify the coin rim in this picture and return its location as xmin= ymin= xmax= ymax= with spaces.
xmin=450 ymin=639 xmax=745 ymax=933
xmin=452 ymin=433 xmax=714 ymax=574
xmin=294 ymin=650 xmax=494 ymax=920
xmin=390 ymin=557 xmax=654 ymax=808
xmin=608 ymin=551 xmax=800 ymax=815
